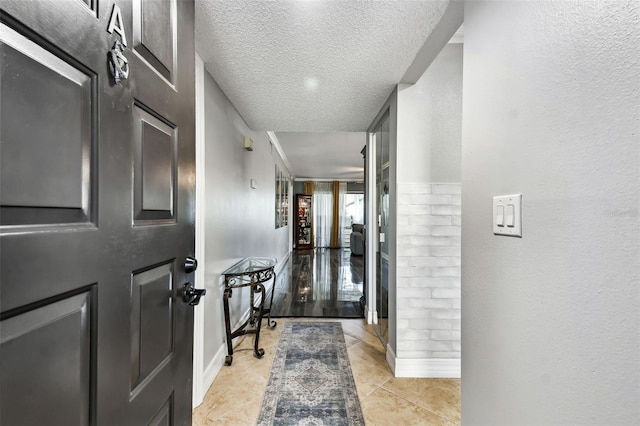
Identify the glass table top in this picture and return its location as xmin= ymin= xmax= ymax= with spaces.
xmin=222 ymin=257 xmax=277 ymax=276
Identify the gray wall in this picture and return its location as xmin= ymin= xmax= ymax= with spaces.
xmin=201 ymin=69 xmax=290 ymax=367
xmin=398 ymin=43 xmax=462 ymax=183
xmin=292 ymin=181 xmax=363 ymax=195
xmin=462 ymin=1 xmax=639 ymax=424
xmin=293 ymin=181 xmax=305 ymax=196
xmin=347 ymin=182 xmax=364 ymax=193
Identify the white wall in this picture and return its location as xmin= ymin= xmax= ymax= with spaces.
xmin=199 ymin=67 xmax=290 ymax=392
xmin=392 ymin=43 xmax=463 ymax=377
xmin=462 ymin=2 xmax=640 ymax=424
xmin=394 ymin=182 xmax=461 ymax=375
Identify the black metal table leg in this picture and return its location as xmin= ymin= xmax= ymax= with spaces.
xmin=265 ymin=271 xmax=277 ymax=329
xmin=223 ymin=287 xmax=234 ymax=365
xmin=253 ymin=282 xmax=265 ymax=358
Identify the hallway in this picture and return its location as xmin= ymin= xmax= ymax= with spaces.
xmin=270 ymin=248 xmax=365 ymax=318
xmin=0 ymin=1 xmax=636 ymax=424
xmin=193 ymin=318 xmax=461 ymax=425
xmin=190 ymin=2 xmax=640 ymax=423
xmin=193 ymin=249 xmax=460 ymax=424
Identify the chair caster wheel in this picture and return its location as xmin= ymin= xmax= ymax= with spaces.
xmin=224 ymin=355 xmax=233 ymax=366
xmin=254 ymin=348 xmax=265 ymax=359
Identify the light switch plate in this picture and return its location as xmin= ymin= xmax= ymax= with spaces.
xmin=493 ymin=194 xmax=522 ymax=237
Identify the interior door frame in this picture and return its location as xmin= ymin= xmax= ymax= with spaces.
xmin=365 ymin=88 xmax=398 ymax=347
xmin=192 ymin=53 xmax=206 ymax=407
xmin=365 ymin=130 xmax=377 ymax=325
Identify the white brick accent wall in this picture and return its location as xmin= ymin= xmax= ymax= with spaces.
xmin=396 ymin=183 xmax=461 ymax=360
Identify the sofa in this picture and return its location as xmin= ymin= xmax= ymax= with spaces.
xmin=350 ymin=224 xmax=364 ymax=256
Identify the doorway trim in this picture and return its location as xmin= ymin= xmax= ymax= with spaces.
xmin=365 ymin=131 xmax=377 ymax=324
xmin=192 ymin=53 xmax=206 ymax=408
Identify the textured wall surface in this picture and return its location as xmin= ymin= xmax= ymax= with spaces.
xmin=396 ymin=183 xmax=461 ymax=359
xmin=195 ymin=0 xmax=449 ymax=131
xmin=202 ymin=70 xmax=290 ymax=365
xmin=462 ymin=1 xmax=640 ymax=424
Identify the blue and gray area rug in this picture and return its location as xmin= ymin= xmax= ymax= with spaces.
xmin=257 ymin=322 xmax=365 ymax=425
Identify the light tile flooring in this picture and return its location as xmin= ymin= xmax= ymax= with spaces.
xmin=193 ymin=318 xmax=460 ymax=425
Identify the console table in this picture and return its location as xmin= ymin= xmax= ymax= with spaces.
xmin=222 ymin=257 xmax=278 ymax=366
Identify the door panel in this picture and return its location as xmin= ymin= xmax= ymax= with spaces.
xmin=1 ymin=290 xmax=94 ymax=426
xmin=80 ymin=0 xmax=96 ymax=13
xmin=133 ymin=104 xmax=177 ymax=223
xmin=130 ymin=261 xmax=175 ymax=391
xmin=0 ymin=1 xmax=195 ymax=425
xmin=133 ymin=0 xmax=175 ymax=82
xmin=0 ymin=22 xmax=95 ymax=226
xmin=149 ymin=396 xmax=174 ymax=426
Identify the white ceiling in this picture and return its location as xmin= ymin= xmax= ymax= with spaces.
xmin=195 ymin=0 xmax=460 ymax=180
xmin=275 ymin=132 xmax=366 ymax=180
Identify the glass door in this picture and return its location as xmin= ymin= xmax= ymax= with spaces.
xmin=341 ymin=193 xmax=364 ymax=247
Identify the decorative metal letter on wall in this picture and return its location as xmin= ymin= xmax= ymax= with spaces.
xmin=107 ymin=4 xmax=128 ymax=46
xmin=108 ymin=41 xmax=129 ymax=84
xmin=107 ymin=4 xmax=129 ymax=84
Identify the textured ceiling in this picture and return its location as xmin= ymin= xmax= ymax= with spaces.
xmin=195 ymin=0 xmax=450 ymax=132
xmin=275 ymin=132 xmax=366 ymax=180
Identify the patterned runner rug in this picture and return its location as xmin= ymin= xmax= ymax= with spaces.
xmin=257 ymin=322 xmax=365 ymax=425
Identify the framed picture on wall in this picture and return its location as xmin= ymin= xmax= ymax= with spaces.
xmin=275 ymin=165 xmax=289 ymax=229
xmin=275 ymin=165 xmax=281 ymax=228
xmin=283 ymin=175 xmax=288 ymax=226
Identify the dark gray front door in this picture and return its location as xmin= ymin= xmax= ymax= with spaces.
xmin=0 ymin=1 xmax=196 ymax=424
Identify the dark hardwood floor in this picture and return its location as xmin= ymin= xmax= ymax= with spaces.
xmin=270 ymin=248 xmax=364 ymax=318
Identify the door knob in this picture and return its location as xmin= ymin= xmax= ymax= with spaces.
xmin=182 ymin=282 xmax=206 ymax=306
xmin=184 ymin=256 xmax=198 ymax=274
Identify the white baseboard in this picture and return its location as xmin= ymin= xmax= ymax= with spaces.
xmin=386 ymin=343 xmax=396 ymax=374
xmin=386 ymin=344 xmax=461 ymax=378
xmin=365 ymin=306 xmax=376 ymax=324
xmin=276 ymin=251 xmax=290 ymax=275
xmin=200 ymin=344 xmax=227 ymax=402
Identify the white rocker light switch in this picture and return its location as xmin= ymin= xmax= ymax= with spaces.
xmin=496 ymin=205 xmax=505 ymax=227
xmin=493 ymin=194 xmax=522 ymax=237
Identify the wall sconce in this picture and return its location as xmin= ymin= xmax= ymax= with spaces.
xmin=244 ymin=137 xmax=254 ymax=151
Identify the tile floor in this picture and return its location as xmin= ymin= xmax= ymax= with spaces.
xmin=193 ymin=318 xmax=460 ymax=425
